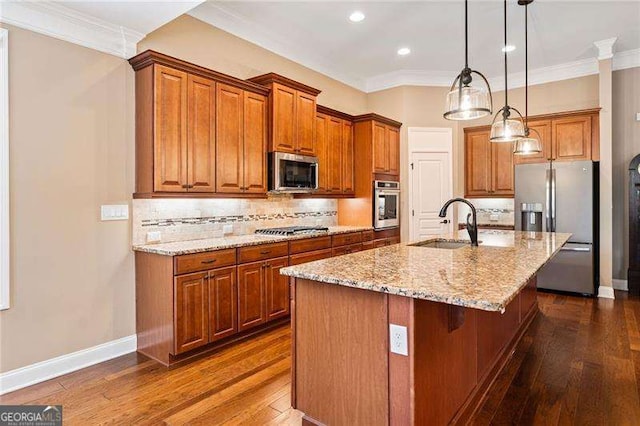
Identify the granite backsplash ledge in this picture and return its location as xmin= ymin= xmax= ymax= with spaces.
xmin=132 ymin=197 xmax=338 ymax=245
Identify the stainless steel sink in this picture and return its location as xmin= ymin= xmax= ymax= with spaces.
xmin=409 ymin=239 xmax=470 ymax=249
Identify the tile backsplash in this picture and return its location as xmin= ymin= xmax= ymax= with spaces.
xmin=458 ymin=198 xmax=515 ymax=226
xmin=132 ymin=196 xmax=338 ymax=245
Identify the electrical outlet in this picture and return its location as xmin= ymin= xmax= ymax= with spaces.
xmin=146 ymin=231 xmax=161 ymax=243
xmin=223 ymin=224 xmax=233 ymax=235
xmin=389 ymin=324 xmax=408 ymax=356
xmin=212 ymin=229 xmax=224 ymax=238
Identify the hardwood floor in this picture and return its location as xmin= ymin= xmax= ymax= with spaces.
xmin=2 ymin=291 xmax=640 ymax=425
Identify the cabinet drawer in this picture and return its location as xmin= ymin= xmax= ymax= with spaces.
xmin=332 ymin=232 xmax=363 ymax=247
xmin=289 ymin=236 xmax=332 ymax=254
xmin=362 ymin=241 xmax=375 ymax=251
xmin=238 ymin=242 xmax=289 ymax=263
xmin=362 ymin=230 xmax=375 ymax=241
xmin=374 ymin=237 xmax=400 ymax=248
xmin=332 ymin=243 xmax=362 ymax=257
xmin=174 ymin=249 xmax=236 ymax=275
xmin=290 ymin=248 xmax=333 ymax=266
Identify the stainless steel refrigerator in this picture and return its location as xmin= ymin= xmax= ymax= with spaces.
xmin=515 ymin=160 xmax=599 ymax=296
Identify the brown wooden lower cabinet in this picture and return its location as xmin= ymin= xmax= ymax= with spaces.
xmin=265 ymin=256 xmax=291 ymax=321
xmin=374 ymin=236 xmax=400 ymax=248
xmin=174 ymin=272 xmax=209 ymax=355
xmin=208 ymin=266 xmax=238 ymax=342
xmin=237 ymin=261 xmax=267 ymax=332
xmin=289 ymin=248 xmax=332 ymax=265
xmin=332 ymin=243 xmax=362 ymax=257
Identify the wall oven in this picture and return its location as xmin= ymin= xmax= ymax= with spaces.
xmin=269 ymin=152 xmax=319 ymax=193
xmin=374 ymin=180 xmax=400 ymax=230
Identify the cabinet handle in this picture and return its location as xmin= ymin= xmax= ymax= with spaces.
xmin=260 ymin=250 xmax=271 ymax=255
xmin=182 ymin=184 xmax=193 ymax=189
xmin=201 ymin=259 xmax=217 ymax=264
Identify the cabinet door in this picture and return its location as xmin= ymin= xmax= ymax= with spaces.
xmin=552 ymin=115 xmax=592 ymax=161
xmin=491 ymin=142 xmax=515 ymax=196
xmin=373 ymin=122 xmax=388 ymax=173
xmin=514 ymin=120 xmax=552 ymax=164
xmin=272 ymin=83 xmax=296 ymax=153
xmin=387 ymin=126 xmax=400 ymax=176
xmin=154 ymin=65 xmax=188 ymax=192
xmin=187 ymin=75 xmax=216 ymax=192
xmin=216 ymin=84 xmax=244 ymax=193
xmin=327 ymin=117 xmax=343 ymax=193
xmin=243 ymin=92 xmax=267 ymax=193
xmin=237 ymin=261 xmax=266 ymax=331
xmin=341 ymin=120 xmax=355 ymax=193
xmin=174 ymin=272 xmax=209 ymax=354
xmin=265 ymin=257 xmax=290 ymax=321
xmin=208 ymin=266 xmax=237 ymax=342
xmin=296 ymin=92 xmax=317 ymax=156
xmin=464 ymin=130 xmax=491 ymax=197
xmin=315 ymin=114 xmax=329 ymax=193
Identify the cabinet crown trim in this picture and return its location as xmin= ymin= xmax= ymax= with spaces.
xmin=129 ymin=50 xmax=270 ymax=95
xmin=463 ymin=108 xmax=601 ymax=133
xmin=353 ymin=113 xmax=402 ymax=128
xmin=317 ymin=105 xmax=354 ymax=122
xmin=247 ymin=72 xmax=322 ymax=96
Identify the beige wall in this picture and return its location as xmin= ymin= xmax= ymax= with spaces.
xmin=138 ymin=15 xmax=368 ymax=115
xmin=366 ymin=76 xmax=599 ymax=241
xmin=613 ymin=67 xmax=640 ymax=280
xmin=0 ymin=24 xmax=135 ymax=372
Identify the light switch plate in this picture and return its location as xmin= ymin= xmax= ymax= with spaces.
xmin=389 ymin=324 xmax=408 ymax=356
xmin=636 ymin=112 xmax=640 ymax=122
xmin=101 ymin=204 xmax=129 ymax=221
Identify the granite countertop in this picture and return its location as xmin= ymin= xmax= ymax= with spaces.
xmin=281 ymin=230 xmax=571 ymax=313
xmin=132 ymin=226 xmax=373 ymax=256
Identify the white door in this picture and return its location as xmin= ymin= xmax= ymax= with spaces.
xmin=408 ymin=128 xmax=453 ymax=242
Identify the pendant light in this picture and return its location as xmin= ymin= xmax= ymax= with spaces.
xmin=443 ymin=0 xmax=493 ymax=121
xmin=490 ymin=0 xmax=525 ymax=142
xmin=513 ymin=0 xmax=543 ymax=155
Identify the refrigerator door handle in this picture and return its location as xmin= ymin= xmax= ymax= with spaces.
xmin=560 ymin=246 xmax=591 ymax=252
xmin=545 ymin=168 xmax=552 ymax=231
xmin=550 ymin=168 xmax=557 ymax=232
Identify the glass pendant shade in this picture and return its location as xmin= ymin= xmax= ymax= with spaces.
xmin=490 ymin=108 xmax=526 ymax=142
xmin=444 ymin=82 xmax=492 ymax=120
xmin=513 ymin=128 xmax=543 ymax=155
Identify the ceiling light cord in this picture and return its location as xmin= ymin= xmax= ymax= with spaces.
xmin=465 ymin=0 xmax=469 ymax=69
xmin=525 ymin=2 xmax=528 ymax=128
xmin=503 ymin=0 xmax=508 ymax=120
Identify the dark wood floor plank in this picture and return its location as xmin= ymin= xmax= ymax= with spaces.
xmin=4 ymin=291 xmax=640 ymax=426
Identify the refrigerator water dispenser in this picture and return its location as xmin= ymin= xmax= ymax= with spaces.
xmin=520 ymin=203 xmax=543 ymax=232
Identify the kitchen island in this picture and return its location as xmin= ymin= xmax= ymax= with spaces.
xmin=281 ymin=230 xmax=570 ymax=425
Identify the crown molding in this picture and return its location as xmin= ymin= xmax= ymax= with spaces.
xmin=365 ymin=70 xmax=453 ymax=93
xmin=0 ymin=1 xmax=144 ymax=58
xmin=594 ymin=37 xmax=618 ymax=60
xmin=188 ymin=2 xmax=367 ymax=92
xmin=613 ymin=48 xmax=640 ymax=71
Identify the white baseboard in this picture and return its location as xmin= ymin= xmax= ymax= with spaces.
xmin=613 ymin=279 xmax=629 ymax=291
xmin=597 ymin=286 xmax=616 ymax=299
xmin=0 ymin=334 xmax=137 ymax=395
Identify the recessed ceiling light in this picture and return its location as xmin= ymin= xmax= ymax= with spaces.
xmin=397 ymin=47 xmax=411 ymax=56
xmin=349 ymin=11 xmax=365 ymax=22
xmin=502 ymin=45 xmax=516 ymax=53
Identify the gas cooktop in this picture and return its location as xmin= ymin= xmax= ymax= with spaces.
xmin=255 ymin=226 xmax=329 ymax=236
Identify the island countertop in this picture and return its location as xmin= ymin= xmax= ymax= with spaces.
xmin=281 ymin=230 xmax=571 ymax=313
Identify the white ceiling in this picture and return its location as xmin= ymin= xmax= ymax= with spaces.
xmin=188 ymin=1 xmax=640 ymax=91
xmin=3 ymin=1 xmax=639 ymax=91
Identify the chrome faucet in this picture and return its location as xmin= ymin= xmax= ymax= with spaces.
xmin=438 ymin=198 xmax=478 ymax=246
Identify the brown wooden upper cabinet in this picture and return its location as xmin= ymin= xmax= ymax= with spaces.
xmin=353 ymin=114 xmax=402 ymax=178
xmin=514 ymin=110 xmax=599 ymax=164
xmin=465 ymin=129 xmax=514 ymax=197
xmin=129 ymin=50 xmax=270 ymax=198
xmin=247 ymin=73 xmax=321 ymax=156
xmin=315 ymin=108 xmax=355 ymax=196
xmin=465 ymin=109 xmax=600 ymax=197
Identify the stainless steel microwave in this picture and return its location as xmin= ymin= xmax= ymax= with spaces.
xmin=269 ymin=152 xmax=319 ymax=193
xmin=374 ymin=180 xmax=400 ymax=230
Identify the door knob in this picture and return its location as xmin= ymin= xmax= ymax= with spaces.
xmin=440 ymin=219 xmax=450 ymax=224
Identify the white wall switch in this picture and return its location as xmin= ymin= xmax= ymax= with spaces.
xmin=389 ymin=324 xmax=408 ymax=356
xmin=146 ymin=231 xmax=161 ymax=243
xmin=101 ymin=204 xmax=129 ymax=221
xmin=223 ymin=224 xmax=233 ymax=235
xmin=636 ymin=112 xmax=640 ymax=122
